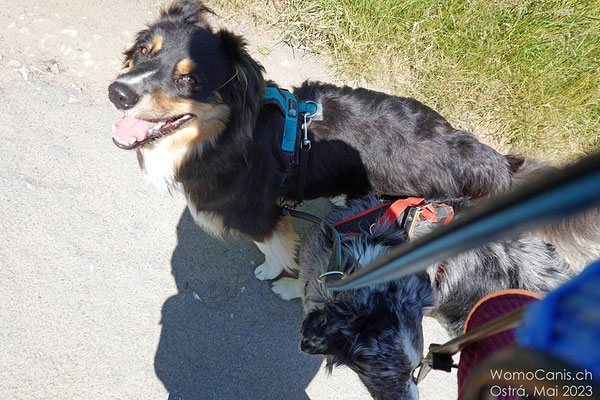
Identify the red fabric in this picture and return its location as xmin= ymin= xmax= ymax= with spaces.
xmin=331 ymin=198 xmax=454 ymax=236
xmin=332 ymin=203 xmax=391 ymax=228
xmin=457 ymin=290 xmax=541 ymax=400
xmin=379 ymin=197 xmax=425 ymax=225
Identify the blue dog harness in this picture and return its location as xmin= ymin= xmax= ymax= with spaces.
xmin=263 ymin=85 xmax=322 ymax=203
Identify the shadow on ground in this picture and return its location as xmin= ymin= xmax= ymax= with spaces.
xmin=154 ymin=200 xmax=332 ymax=400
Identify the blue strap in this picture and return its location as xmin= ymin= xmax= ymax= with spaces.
xmin=265 ymin=87 xmax=297 ymax=153
xmin=298 ymin=101 xmax=318 ymax=116
xmin=264 ymin=86 xmax=318 ymax=153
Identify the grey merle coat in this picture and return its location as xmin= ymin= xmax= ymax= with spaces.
xmin=299 ymin=196 xmax=574 ymax=400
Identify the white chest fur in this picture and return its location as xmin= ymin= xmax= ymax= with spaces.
xmin=138 ymin=137 xmax=226 ymax=238
xmin=138 ymin=135 xmax=187 ymax=193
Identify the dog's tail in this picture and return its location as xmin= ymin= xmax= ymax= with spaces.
xmin=506 ymin=154 xmax=600 ymax=270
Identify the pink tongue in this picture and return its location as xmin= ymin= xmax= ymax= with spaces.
xmin=112 ymin=116 xmax=157 ymax=144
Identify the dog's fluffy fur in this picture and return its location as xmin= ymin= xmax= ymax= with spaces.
xmin=108 ymin=0 xmax=536 ymax=285
xmin=507 ymin=158 xmax=600 ymax=268
xmin=299 ymin=196 xmax=574 ymax=399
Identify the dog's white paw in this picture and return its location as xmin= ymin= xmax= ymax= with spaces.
xmin=329 ymin=195 xmax=347 ymax=207
xmin=272 ymin=277 xmax=301 ymax=300
xmin=254 ymin=260 xmax=284 ymax=281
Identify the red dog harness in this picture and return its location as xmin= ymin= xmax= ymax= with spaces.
xmin=333 ymin=197 xmax=454 ymax=239
xmin=284 ymin=197 xmax=455 ymax=284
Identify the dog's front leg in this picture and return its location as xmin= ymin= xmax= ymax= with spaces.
xmin=271 ymin=277 xmax=301 ymax=300
xmin=253 ymin=216 xmax=299 ymax=280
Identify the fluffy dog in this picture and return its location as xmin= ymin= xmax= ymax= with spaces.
xmin=108 ymin=0 xmax=535 ymax=288
xmin=299 ymin=196 xmax=574 ymax=399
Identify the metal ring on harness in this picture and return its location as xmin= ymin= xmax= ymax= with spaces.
xmin=303 ymin=100 xmax=318 ymax=120
xmin=318 ymin=271 xmax=346 ymax=284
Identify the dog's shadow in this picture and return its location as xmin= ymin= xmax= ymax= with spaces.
xmin=155 ymin=201 xmax=331 ymax=400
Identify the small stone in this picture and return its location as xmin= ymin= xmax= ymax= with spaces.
xmin=17 ymin=67 xmax=31 ymax=81
xmin=61 ymin=28 xmax=77 ymax=36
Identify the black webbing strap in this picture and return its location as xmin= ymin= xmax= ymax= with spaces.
xmin=293 ymin=144 xmax=310 ymax=204
xmin=282 ymin=208 xmax=343 ymax=283
xmin=332 ymin=203 xmax=393 ymax=235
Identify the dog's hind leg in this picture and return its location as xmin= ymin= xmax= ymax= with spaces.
xmin=271 ymin=277 xmax=301 ymax=300
xmin=253 ymin=216 xmax=299 ymax=280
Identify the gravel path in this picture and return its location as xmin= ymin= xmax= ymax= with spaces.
xmin=0 ymin=1 xmax=455 ymax=399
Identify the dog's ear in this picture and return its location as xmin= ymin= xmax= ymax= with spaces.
xmin=160 ymin=0 xmax=214 ymax=30
xmin=217 ymin=29 xmax=265 ymax=121
xmin=300 ymin=308 xmax=338 ymax=355
xmin=300 ymin=304 xmax=362 ymax=356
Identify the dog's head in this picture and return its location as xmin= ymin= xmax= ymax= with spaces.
xmin=109 ymin=0 xmax=264 ymax=151
xmin=301 ymin=272 xmax=432 ymax=399
xmin=298 ymin=197 xmax=440 ymax=399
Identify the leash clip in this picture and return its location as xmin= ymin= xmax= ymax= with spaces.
xmin=301 ymin=113 xmax=312 ymax=149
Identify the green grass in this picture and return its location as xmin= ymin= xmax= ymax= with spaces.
xmin=216 ymin=0 xmax=599 ymax=162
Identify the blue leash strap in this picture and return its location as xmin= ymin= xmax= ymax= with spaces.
xmin=264 ymin=86 xmax=318 ymax=153
xmin=324 ymin=152 xmax=600 ymax=291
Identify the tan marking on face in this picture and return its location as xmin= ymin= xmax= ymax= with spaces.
xmin=132 ymin=91 xmax=230 ymax=172
xmin=169 ymin=97 xmax=230 ymax=149
xmin=150 ymin=35 xmax=163 ymax=55
xmin=127 ymin=60 xmax=134 ymax=70
xmin=175 ymin=58 xmax=196 ymax=76
xmin=130 ymin=90 xmax=229 ymax=144
xmin=133 ymin=91 xmax=195 ymax=120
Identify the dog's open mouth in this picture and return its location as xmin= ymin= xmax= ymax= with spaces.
xmin=112 ymin=114 xmax=195 ymax=150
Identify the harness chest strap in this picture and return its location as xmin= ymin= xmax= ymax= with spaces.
xmin=263 ymin=86 xmax=320 ymax=154
xmin=264 ymin=86 xmax=321 ymax=204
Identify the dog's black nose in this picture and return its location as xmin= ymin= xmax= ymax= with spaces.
xmin=108 ymin=82 xmax=139 ymax=110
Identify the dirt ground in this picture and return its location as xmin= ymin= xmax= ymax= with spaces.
xmin=0 ymin=1 xmax=456 ymax=399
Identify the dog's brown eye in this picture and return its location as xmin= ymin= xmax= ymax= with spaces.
xmin=182 ymin=76 xmax=196 ymax=84
xmin=140 ymin=46 xmax=148 ymax=55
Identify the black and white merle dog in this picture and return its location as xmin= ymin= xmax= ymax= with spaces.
xmin=299 ymin=196 xmax=574 ymax=399
xmin=108 ymin=0 xmax=536 ymax=290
